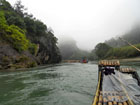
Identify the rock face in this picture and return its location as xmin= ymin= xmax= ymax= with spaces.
xmin=0 ymin=31 xmax=62 ymax=70
xmin=0 ymin=43 xmax=37 ymax=70
xmin=27 ymin=34 xmax=61 ymax=64
xmin=0 ymin=40 xmax=61 ymax=70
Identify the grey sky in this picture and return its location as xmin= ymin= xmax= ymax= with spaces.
xmin=8 ymin=0 xmax=140 ymax=50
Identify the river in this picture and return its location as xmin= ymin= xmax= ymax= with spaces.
xmin=0 ymin=62 xmax=140 ymax=105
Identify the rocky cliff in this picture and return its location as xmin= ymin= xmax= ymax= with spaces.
xmin=0 ymin=0 xmax=61 ymax=70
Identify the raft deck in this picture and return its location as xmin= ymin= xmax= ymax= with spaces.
xmin=92 ymin=60 xmax=140 ymax=105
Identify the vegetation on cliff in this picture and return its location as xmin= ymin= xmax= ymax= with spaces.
xmin=0 ymin=11 xmax=34 ymax=52
xmin=0 ymin=0 xmax=61 ymax=70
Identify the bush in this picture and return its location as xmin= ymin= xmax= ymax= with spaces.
xmin=0 ymin=11 xmax=38 ymax=53
xmin=5 ymin=25 xmax=29 ymax=52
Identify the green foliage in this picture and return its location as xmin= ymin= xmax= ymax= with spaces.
xmin=0 ymin=0 xmax=61 ymax=64
xmin=48 ymin=31 xmax=58 ymax=43
xmin=28 ymin=43 xmax=38 ymax=55
xmin=0 ymin=0 xmax=26 ymax=29
xmin=95 ymin=43 xmax=112 ymax=59
xmin=92 ymin=43 xmax=140 ymax=60
xmin=0 ymin=11 xmax=29 ymax=52
xmin=105 ymin=44 xmax=140 ymax=58
xmin=1 ymin=0 xmax=26 ymax=30
xmin=0 ymin=0 xmax=12 ymax=11
xmin=0 ymin=11 xmax=6 ymax=25
xmin=5 ymin=25 xmax=29 ymax=52
xmin=0 ymin=11 xmax=8 ymax=36
xmin=24 ymin=17 xmax=36 ymax=36
xmin=5 ymin=12 xmax=26 ymax=29
xmin=0 ymin=11 xmax=7 ymax=32
xmin=35 ymin=20 xmax=47 ymax=35
xmin=89 ymin=49 xmax=98 ymax=60
xmin=14 ymin=0 xmax=26 ymax=17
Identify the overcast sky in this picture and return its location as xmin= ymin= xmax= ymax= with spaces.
xmin=8 ymin=0 xmax=140 ymax=50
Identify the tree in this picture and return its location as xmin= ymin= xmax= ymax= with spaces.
xmin=14 ymin=0 xmax=27 ymax=17
xmin=34 ymin=20 xmax=47 ymax=36
xmin=95 ymin=43 xmax=112 ymax=59
xmin=0 ymin=11 xmax=35 ymax=52
xmin=5 ymin=13 xmax=26 ymax=29
xmin=0 ymin=0 xmax=12 ymax=11
xmin=89 ymin=49 xmax=98 ymax=60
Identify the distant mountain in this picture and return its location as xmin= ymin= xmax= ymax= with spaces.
xmin=58 ymin=37 xmax=89 ymax=60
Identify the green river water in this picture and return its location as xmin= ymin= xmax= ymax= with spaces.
xmin=0 ymin=62 xmax=140 ymax=105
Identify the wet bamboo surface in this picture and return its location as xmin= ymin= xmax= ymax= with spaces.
xmin=99 ymin=60 xmax=120 ymax=66
xmin=96 ymin=91 xmax=130 ymax=105
xmin=95 ymin=60 xmax=137 ymax=105
xmin=119 ymin=68 xmax=135 ymax=73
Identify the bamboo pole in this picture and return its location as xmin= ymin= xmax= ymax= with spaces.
xmin=119 ymin=37 xmax=140 ymax=53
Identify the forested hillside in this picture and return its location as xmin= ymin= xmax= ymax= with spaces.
xmin=105 ymin=25 xmax=140 ymax=47
xmin=0 ymin=0 xmax=61 ymax=70
xmin=89 ymin=24 xmax=140 ymax=60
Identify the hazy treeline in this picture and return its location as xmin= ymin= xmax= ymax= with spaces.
xmin=58 ymin=37 xmax=89 ymax=60
xmin=89 ymin=24 xmax=140 ymax=60
xmin=0 ymin=0 xmax=61 ymax=69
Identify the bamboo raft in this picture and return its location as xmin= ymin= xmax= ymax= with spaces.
xmin=92 ymin=60 xmax=140 ymax=105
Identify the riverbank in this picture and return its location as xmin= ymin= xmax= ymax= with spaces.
xmin=119 ymin=57 xmax=140 ymax=62
xmin=0 ymin=64 xmax=58 ymax=72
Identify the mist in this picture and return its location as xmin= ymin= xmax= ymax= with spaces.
xmin=58 ymin=36 xmax=89 ymax=60
xmin=8 ymin=0 xmax=140 ymax=51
